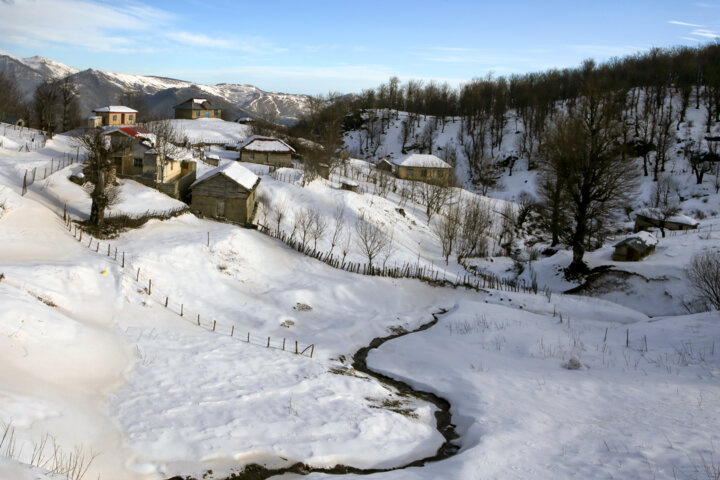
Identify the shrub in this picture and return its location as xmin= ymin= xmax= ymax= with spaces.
xmin=687 ymin=251 xmax=720 ymax=310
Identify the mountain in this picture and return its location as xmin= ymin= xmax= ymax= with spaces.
xmin=0 ymin=53 xmax=310 ymax=124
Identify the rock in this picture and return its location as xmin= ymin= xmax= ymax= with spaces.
xmin=564 ymin=356 xmax=584 ymax=370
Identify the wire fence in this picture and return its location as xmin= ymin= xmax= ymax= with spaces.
xmin=258 ymin=225 xmax=544 ymax=297
xmin=1 ymin=122 xmax=47 ymax=152
xmin=60 ymin=215 xmax=315 ymax=358
xmin=22 ymin=152 xmax=85 ymax=196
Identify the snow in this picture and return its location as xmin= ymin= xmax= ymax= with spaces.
xmin=164 ymin=118 xmax=251 ymax=145
xmin=0 ymin=108 xmax=719 ymax=480
xmin=395 ymin=153 xmax=451 ymax=169
xmin=635 ymin=207 xmax=700 ymax=226
xmin=237 ymin=135 xmax=295 ymax=152
xmin=191 ymin=161 xmax=259 ymax=190
xmin=92 ymin=106 xmax=139 ymax=113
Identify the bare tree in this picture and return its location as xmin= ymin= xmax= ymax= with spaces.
xmin=381 ymin=228 xmax=398 ymax=269
xmin=329 ymin=204 xmax=346 ymax=255
xmin=57 ymin=76 xmax=80 ymax=132
xmin=457 ymin=197 xmax=492 ymax=258
xmin=432 ymin=202 xmax=462 ymax=264
xmin=417 ymin=180 xmax=451 ymax=223
xmin=340 ymin=230 xmax=352 ymax=264
xmin=541 ymin=94 xmax=638 ymax=274
xmin=33 ymin=80 xmax=60 ymax=136
xmin=687 ymin=251 xmax=720 ymax=310
xmin=73 ymin=129 xmax=116 ymax=227
xmin=294 ymin=207 xmax=314 ymax=248
xmin=143 ymin=119 xmax=184 ymax=182
xmin=354 ymin=219 xmax=388 ymax=268
xmin=309 ymin=208 xmax=328 ymax=250
xmin=270 ymin=197 xmax=289 ymax=235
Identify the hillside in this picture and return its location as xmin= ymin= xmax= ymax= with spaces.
xmin=0 ymin=118 xmax=719 ymax=479
xmin=0 ymin=53 xmax=310 ymax=124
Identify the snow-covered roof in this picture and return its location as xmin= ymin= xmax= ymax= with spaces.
xmin=635 ymin=208 xmax=699 ymax=226
xmin=238 ymin=135 xmax=295 ymax=153
xmin=92 ymin=106 xmax=138 ymax=113
xmin=174 ymin=98 xmax=218 ymax=110
xmin=88 ymin=115 xmax=101 ymax=120
xmin=394 ymin=154 xmax=451 ymax=169
xmin=191 ymin=162 xmax=259 ymax=190
xmin=615 ymin=231 xmax=659 ymax=249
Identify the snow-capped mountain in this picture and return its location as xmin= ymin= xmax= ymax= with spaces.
xmin=0 ymin=53 xmax=310 ymax=124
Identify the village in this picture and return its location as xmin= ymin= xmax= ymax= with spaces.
xmin=1 ymin=30 xmax=720 ymax=480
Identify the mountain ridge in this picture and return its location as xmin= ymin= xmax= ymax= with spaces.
xmin=0 ymin=53 xmax=311 ymax=124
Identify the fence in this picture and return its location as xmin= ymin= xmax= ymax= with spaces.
xmin=1 ymin=122 xmax=47 ymax=152
xmin=60 ymin=215 xmax=315 ymax=358
xmin=259 ymin=225 xmax=543 ymax=296
xmin=21 ymin=153 xmax=85 ymax=196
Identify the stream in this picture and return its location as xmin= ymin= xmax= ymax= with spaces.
xmin=168 ymin=309 xmax=460 ymax=480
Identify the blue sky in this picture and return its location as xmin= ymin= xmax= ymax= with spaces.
xmin=0 ymin=0 xmax=718 ymax=95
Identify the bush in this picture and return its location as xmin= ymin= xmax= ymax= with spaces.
xmin=687 ymin=251 xmax=720 ymax=310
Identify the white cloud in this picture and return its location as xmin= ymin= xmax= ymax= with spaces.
xmin=0 ymin=0 xmax=173 ymax=52
xmin=165 ymin=32 xmax=285 ymax=55
xmin=668 ymin=20 xmax=704 ymax=27
xmin=690 ymin=28 xmax=720 ymax=38
xmin=567 ymin=44 xmax=649 ymax=57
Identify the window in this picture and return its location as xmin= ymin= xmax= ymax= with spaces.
xmin=406 ymin=168 xmax=413 ymax=177
xmin=112 ymin=115 xmax=117 ymax=122
xmin=196 ymin=110 xmax=201 ymax=117
xmin=214 ymin=109 xmax=219 ymax=116
xmin=421 ymin=169 xmax=427 ymax=178
xmin=134 ymin=158 xmax=142 ymax=167
xmin=128 ymin=115 xmax=134 ymax=122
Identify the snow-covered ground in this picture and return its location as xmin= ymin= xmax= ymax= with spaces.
xmin=0 ymin=115 xmax=718 ymax=480
xmin=164 ymin=118 xmax=251 ymax=145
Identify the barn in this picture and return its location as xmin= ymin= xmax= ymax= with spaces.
xmin=612 ymin=231 xmax=658 ymax=261
xmin=190 ymin=162 xmax=260 ymax=224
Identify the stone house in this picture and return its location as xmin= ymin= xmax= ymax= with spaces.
xmin=634 ymin=208 xmax=699 ymax=233
xmin=173 ymin=98 xmax=222 ymax=120
xmin=91 ymin=106 xmax=138 ymax=126
xmin=237 ymin=135 xmax=295 ymax=168
xmin=190 ymin=162 xmax=260 ymax=224
xmin=105 ymin=126 xmax=196 ymax=200
xmin=612 ymin=231 xmax=658 ymax=261
xmin=393 ymin=154 xmax=452 ymax=186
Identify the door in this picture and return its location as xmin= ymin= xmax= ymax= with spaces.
xmin=206 ymin=111 xmax=209 ymax=118
xmin=216 ymin=200 xmax=225 ymax=217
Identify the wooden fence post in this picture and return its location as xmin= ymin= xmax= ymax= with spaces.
xmin=136 ymin=268 xmax=140 ymax=281
xmin=231 ymin=325 xmax=234 ymax=337
xmin=295 ymin=340 xmax=298 ymax=354
xmin=148 ymin=279 xmax=151 ymax=295
xmin=165 ymin=297 xmax=169 ymax=307
xmin=122 ymin=252 xmax=125 ymax=268
xmin=282 ymin=338 xmax=286 ymax=351
xmin=180 ymin=304 xmax=184 ymax=316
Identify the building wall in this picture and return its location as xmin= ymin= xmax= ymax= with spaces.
xmin=98 ymin=112 xmax=136 ymax=126
xmin=191 ymin=174 xmax=255 ymax=223
xmin=635 ymin=216 xmax=698 ymax=232
xmin=240 ymin=151 xmax=293 ymax=167
xmin=175 ymin=108 xmax=222 ymax=120
xmin=396 ymin=165 xmax=451 ymax=186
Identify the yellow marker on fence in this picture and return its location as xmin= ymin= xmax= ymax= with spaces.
xmin=101 ymin=270 xmax=108 ymax=275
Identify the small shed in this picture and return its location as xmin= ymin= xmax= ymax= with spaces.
xmin=190 ymin=162 xmax=260 ymax=224
xmin=612 ymin=231 xmax=658 ymax=261
xmin=634 ymin=208 xmax=699 ymax=233
xmin=341 ymin=180 xmax=359 ymax=192
xmin=376 ymin=158 xmax=394 ymax=173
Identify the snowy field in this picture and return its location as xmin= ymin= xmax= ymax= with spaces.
xmin=0 ymin=112 xmax=718 ymax=480
xmin=164 ymin=118 xmax=251 ymax=145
